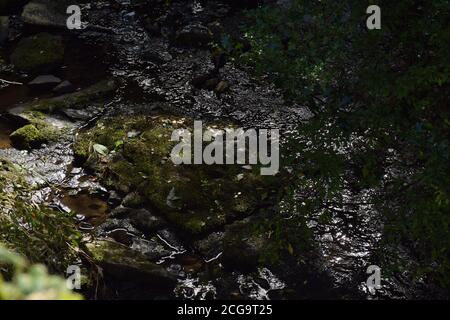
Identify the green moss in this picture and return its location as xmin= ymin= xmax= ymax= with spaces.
xmin=9 ymin=111 xmax=63 ymax=150
xmin=0 ymin=158 xmax=81 ymax=273
xmin=10 ymin=33 xmax=64 ymax=73
xmin=10 ymin=124 xmax=45 ymax=149
xmin=74 ymin=115 xmax=280 ymax=236
xmin=73 ymin=139 xmax=91 ymax=163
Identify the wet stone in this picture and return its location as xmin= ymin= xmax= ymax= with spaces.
xmin=130 ymin=236 xmax=173 ymax=262
xmin=95 ymin=218 xmax=141 ymax=237
xmin=62 ymin=106 xmax=103 ymax=121
xmin=28 ymin=75 xmax=62 ymax=90
xmin=175 ymin=24 xmax=213 ymax=48
xmin=193 ymin=232 xmax=225 ymax=261
xmin=110 ymin=206 xmax=167 ymax=235
xmin=142 ymin=45 xmax=173 ymax=64
xmin=53 ymin=80 xmax=75 ymax=95
xmin=107 ymin=190 xmax=122 ymax=207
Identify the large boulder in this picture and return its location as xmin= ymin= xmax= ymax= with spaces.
xmin=10 ymin=33 xmax=64 ymax=74
xmin=74 ymin=116 xmax=280 ymax=236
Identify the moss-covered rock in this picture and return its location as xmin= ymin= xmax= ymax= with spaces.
xmin=10 ymin=124 xmax=46 ymax=149
xmin=74 ymin=116 xmax=279 ymax=236
xmin=9 ymin=111 xmax=62 ymax=149
xmin=86 ymin=240 xmax=176 ymax=287
xmin=10 ymin=33 xmax=64 ymax=73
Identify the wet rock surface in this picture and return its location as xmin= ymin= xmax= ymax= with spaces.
xmin=28 ymin=75 xmax=62 ymax=90
xmin=21 ymin=0 xmax=69 ymax=28
xmin=0 ymin=0 xmax=438 ymax=300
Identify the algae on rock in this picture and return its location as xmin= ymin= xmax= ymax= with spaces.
xmin=74 ymin=115 xmax=280 ymax=236
xmin=9 ymin=111 xmax=64 ymax=150
xmin=10 ymin=33 xmax=64 ymax=73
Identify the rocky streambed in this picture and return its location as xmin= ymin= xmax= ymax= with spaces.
xmin=0 ymin=0 xmax=439 ymax=300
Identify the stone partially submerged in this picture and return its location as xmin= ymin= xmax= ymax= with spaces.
xmin=8 ymin=111 xmax=68 ymax=150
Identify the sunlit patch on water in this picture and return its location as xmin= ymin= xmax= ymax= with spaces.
xmin=313 ymin=189 xmax=383 ymax=289
xmin=174 ymin=267 xmax=286 ymax=300
xmin=175 ymin=277 xmax=217 ymax=300
xmin=237 ymin=268 xmax=286 ymax=300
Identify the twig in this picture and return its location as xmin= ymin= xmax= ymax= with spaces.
xmin=0 ymin=78 xmax=23 ymax=85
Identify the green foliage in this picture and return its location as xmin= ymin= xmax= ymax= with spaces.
xmin=0 ymin=246 xmax=83 ymax=300
xmin=0 ymin=159 xmax=82 ymax=272
xmin=240 ymin=0 xmax=450 ymax=286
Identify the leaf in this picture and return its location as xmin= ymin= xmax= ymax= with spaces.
xmin=92 ymin=144 xmax=109 ymax=156
xmin=287 ymin=243 xmax=294 ymax=255
xmin=114 ymin=140 xmax=124 ymax=150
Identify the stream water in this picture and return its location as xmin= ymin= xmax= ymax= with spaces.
xmin=0 ymin=0 xmax=443 ymax=300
